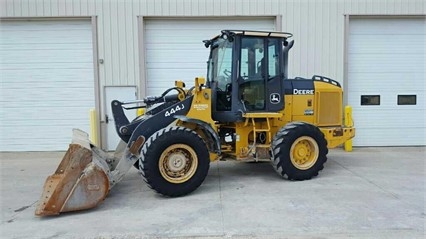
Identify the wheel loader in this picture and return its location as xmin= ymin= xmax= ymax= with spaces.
xmin=35 ymin=30 xmax=355 ymax=216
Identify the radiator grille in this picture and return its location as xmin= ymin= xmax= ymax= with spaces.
xmin=316 ymin=92 xmax=342 ymax=126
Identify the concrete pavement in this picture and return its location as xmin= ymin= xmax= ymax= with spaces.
xmin=0 ymin=147 xmax=425 ymax=239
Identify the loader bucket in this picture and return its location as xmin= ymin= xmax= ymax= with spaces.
xmin=35 ymin=130 xmax=111 ymax=216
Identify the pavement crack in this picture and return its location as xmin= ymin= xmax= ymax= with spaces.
xmin=2 ymin=200 xmax=39 ymax=224
xmin=14 ymin=205 xmax=31 ymax=212
xmin=16 ymin=200 xmax=38 ymax=212
xmin=333 ymin=159 xmax=400 ymax=199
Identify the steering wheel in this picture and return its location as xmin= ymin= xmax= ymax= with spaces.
xmin=223 ymin=69 xmax=232 ymax=77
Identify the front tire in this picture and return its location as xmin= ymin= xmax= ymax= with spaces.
xmin=271 ymin=122 xmax=328 ymax=180
xmin=140 ymin=126 xmax=210 ymax=197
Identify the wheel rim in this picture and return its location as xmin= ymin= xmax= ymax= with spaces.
xmin=159 ymin=144 xmax=198 ymax=184
xmin=290 ymin=136 xmax=319 ymax=170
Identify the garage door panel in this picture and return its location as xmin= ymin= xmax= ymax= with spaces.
xmin=0 ymin=128 xmax=79 ymax=140
xmin=2 ymin=82 xmax=94 ymax=91
xmin=347 ymin=83 xmax=425 ymax=94
xmin=352 ymin=109 xmax=425 ymax=126
xmin=354 ymin=128 xmax=425 ymax=147
xmin=0 ymin=30 xmax=92 ymax=44
xmin=349 ymin=89 xmax=425 ymax=100
xmin=146 ymin=49 xmax=208 ymax=63
xmin=1 ymin=20 xmax=90 ymax=30
xmin=1 ymin=107 xmax=91 ymax=122
xmin=146 ymin=62 xmax=206 ymax=69
xmin=349 ymin=99 xmax=424 ymax=109
xmin=0 ymin=42 xmax=92 ymax=51
xmin=0 ymin=127 xmax=87 ymax=151
xmin=2 ymin=49 xmax=93 ymax=63
xmin=146 ymin=48 xmax=207 ymax=56
xmin=0 ymin=62 xmax=93 ymax=70
xmin=145 ymin=34 xmax=213 ymax=43
xmin=146 ymin=80 xmax=189 ymax=89
xmin=348 ymin=35 xmax=425 ymax=54
xmin=2 ymin=88 xmax=93 ymax=101
xmin=145 ymin=43 xmax=204 ymax=50
xmin=348 ymin=72 xmax=425 ymax=88
xmin=349 ymin=97 xmax=425 ymax=109
xmin=0 ymin=20 xmax=94 ymax=151
xmin=147 ymin=82 xmax=197 ymax=96
xmin=348 ymin=54 xmax=424 ymax=73
xmin=349 ymin=18 xmax=423 ymax=34
xmin=147 ymin=68 xmax=206 ymax=79
xmin=2 ymin=100 xmax=93 ymax=109
xmin=1 ymin=69 xmax=94 ymax=83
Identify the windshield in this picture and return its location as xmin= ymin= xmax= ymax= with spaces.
xmin=207 ymin=38 xmax=233 ymax=90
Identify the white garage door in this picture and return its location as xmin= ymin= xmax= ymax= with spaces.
xmin=0 ymin=20 xmax=95 ymax=151
xmin=348 ymin=18 xmax=425 ymax=146
xmin=144 ymin=18 xmax=275 ymax=96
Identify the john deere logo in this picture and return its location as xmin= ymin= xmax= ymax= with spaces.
xmin=270 ymin=93 xmax=280 ymax=104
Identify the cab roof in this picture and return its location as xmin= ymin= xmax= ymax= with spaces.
xmin=221 ymin=30 xmax=293 ymax=39
xmin=203 ymin=30 xmax=293 ymax=48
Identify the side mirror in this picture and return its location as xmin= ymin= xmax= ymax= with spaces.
xmin=202 ymin=40 xmax=211 ymax=48
xmin=283 ymin=40 xmax=294 ymax=53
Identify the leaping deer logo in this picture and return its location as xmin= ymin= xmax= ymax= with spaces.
xmin=270 ymin=93 xmax=280 ymax=104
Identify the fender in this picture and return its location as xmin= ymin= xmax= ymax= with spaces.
xmin=174 ymin=115 xmax=221 ymax=155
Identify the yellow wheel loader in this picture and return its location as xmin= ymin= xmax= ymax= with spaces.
xmin=35 ymin=30 xmax=355 ymax=216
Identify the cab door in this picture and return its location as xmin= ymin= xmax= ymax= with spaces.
xmin=238 ymin=37 xmax=284 ymax=112
xmin=265 ymin=38 xmax=284 ymax=112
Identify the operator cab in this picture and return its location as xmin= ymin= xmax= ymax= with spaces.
xmin=204 ymin=30 xmax=293 ymax=122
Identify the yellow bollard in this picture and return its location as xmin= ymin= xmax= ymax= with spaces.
xmin=344 ymin=106 xmax=353 ymax=152
xmin=89 ymin=109 xmax=99 ymax=146
xmin=137 ymin=108 xmax=145 ymax=116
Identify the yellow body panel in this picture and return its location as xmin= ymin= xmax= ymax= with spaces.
xmin=185 ymin=90 xmax=215 ymax=126
xmin=175 ymin=78 xmax=219 ymax=161
xmin=291 ymin=94 xmax=315 ymax=122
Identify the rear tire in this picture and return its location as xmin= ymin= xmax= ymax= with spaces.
xmin=140 ymin=126 xmax=210 ymax=197
xmin=271 ymin=122 xmax=328 ymax=180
